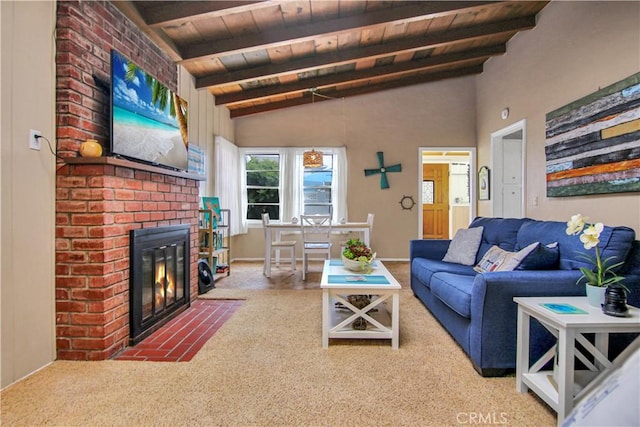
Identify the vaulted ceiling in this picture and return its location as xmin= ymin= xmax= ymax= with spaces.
xmin=115 ymin=1 xmax=549 ymax=118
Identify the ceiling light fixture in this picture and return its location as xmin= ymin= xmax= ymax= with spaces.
xmin=303 ymin=149 xmax=323 ymax=168
xmin=303 ymin=88 xmax=325 ymax=168
xmin=302 ymin=87 xmax=346 ymax=168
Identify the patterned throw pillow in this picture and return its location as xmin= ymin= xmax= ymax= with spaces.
xmin=474 ymin=242 xmax=539 ymax=273
xmin=442 ymin=226 xmax=484 ymax=266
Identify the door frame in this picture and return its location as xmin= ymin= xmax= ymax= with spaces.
xmin=490 ymin=119 xmax=527 ymax=218
xmin=417 ymin=147 xmax=477 ymax=239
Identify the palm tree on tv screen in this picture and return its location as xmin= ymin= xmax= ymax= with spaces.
xmin=124 ymin=62 xmax=188 ymax=148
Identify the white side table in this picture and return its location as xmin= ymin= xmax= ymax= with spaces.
xmin=514 ymin=296 xmax=640 ymax=425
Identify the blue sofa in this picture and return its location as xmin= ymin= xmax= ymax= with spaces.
xmin=410 ymin=217 xmax=640 ymax=376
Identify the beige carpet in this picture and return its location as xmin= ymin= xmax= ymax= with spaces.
xmin=1 ymin=284 xmax=555 ymax=426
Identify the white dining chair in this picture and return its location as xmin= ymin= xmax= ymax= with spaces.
xmin=366 ymin=212 xmax=375 ymax=242
xmin=339 ymin=213 xmax=375 ymax=254
xmin=300 ymin=214 xmax=332 ymax=280
xmin=262 ymin=213 xmax=297 ymax=275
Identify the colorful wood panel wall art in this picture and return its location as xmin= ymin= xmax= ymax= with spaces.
xmin=545 ymin=72 xmax=640 ymax=197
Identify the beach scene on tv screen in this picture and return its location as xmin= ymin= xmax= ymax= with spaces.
xmin=111 ymin=51 xmax=188 ymax=170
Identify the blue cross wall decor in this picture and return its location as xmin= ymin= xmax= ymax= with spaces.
xmin=364 ymin=151 xmax=402 ymax=189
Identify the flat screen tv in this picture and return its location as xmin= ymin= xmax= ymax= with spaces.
xmin=110 ymin=49 xmax=188 ymax=171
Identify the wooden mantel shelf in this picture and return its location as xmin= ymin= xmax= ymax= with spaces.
xmin=64 ymin=156 xmax=206 ymax=181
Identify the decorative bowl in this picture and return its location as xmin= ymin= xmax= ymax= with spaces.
xmin=341 ymin=255 xmax=375 ymax=273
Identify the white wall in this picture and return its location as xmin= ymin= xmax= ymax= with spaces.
xmin=476 ymin=1 xmax=640 ymax=233
xmin=1 ymin=0 xmax=57 ymax=389
xmin=178 ymin=67 xmax=234 ymax=197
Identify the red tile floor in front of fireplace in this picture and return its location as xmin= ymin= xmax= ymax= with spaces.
xmin=115 ymin=299 xmax=243 ymax=362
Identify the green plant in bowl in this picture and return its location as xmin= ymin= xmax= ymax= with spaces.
xmin=342 ymin=238 xmax=376 ymax=273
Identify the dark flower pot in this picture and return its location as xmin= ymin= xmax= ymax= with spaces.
xmin=602 ymin=284 xmax=629 ymax=317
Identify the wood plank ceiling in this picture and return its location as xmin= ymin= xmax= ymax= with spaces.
xmin=115 ymin=1 xmax=549 ymax=118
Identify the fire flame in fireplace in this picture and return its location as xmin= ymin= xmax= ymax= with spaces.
xmin=155 ymin=263 xmax=175 ymax=309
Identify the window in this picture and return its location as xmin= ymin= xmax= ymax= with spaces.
xmin=303 ymin=154 xmax=333 ymax=215
xmin=422 ymin=181 xmax=434 ymax=204
xmin=245 ymin=153 xmax=280 ymax=220
xmin=241 ymin=147 xmax=347 ymax=223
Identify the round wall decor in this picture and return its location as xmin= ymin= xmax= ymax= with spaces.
xmin=399 ymin=195 xmax=416 ymax=210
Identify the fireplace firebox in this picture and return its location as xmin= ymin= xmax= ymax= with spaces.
xmin=130 ymin=225 xmax=191 ymax=345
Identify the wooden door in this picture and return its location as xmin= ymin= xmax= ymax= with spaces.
xmin=422 ymin=164 xmax=449 ymax=239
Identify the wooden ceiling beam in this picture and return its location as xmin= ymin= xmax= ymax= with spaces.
xmin=196 ymin=16 xmax=534 ymax=88
xmin=181 ymin=1 xmax=499 ymax=62
xmin=140 ymin=1 xmax=272 ymax=28
xmin=228 ymin=65 xmax=484 ymax=118
xmin=216 ymin=45 xmax=505 ymax=105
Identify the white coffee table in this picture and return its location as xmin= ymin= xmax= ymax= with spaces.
xmin=320 ymin=259 xmax=401 ymax=349
xmin=514 ymin=296 xmax=640 ymax=425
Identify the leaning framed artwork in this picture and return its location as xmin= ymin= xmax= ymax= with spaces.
xmin=545 ymin=72 xmax=640 ymax=197
xmin=202 ymin=196 xmax=221 ymax=229
xmin=478 ymin=166 xmax=490 ymax=200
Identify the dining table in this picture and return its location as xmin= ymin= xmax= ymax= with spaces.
xmin=263 ymin=220 xmax=371 ymax=277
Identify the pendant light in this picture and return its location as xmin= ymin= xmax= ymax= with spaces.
xmin=303 ymin=88 xmax=324 ymax=168
xmin=303 ymin=149 xmax=323 ymax=168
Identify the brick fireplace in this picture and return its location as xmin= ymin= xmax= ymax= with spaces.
xmin=54 ymin=2 xmax=203 ymax=360
xmin=129 ymin=223 xmax=191 ymax=345
xmin=56 ymin=159 xmax=200 ymax=360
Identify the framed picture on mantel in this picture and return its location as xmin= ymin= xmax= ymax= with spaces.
xmin=478 ymin=166 xmax=490 ymax=201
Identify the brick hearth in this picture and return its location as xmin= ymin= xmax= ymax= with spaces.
xmin=55 ymin=159 xmax=200 ymax=360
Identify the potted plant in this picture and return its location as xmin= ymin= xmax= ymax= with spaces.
xmin=341 ymin=238 xmax=376 ymax=273
xmin=565 ymin=214 xmax=628 ymax=309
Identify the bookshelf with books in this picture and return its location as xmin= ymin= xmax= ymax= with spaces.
xmin=198 ymin=208 xmax=230 ymax=284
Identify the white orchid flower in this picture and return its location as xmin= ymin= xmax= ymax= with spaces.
xmin=566 ymin=213 xmax=588 ymax=235
xmin=567 ymin=215 xmax=626 ymax=289
xmin=579 ymin=223 xmax=603 ymax=250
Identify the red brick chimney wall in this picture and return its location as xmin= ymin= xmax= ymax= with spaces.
xmin=55 ymin=1 xmax=199 ymax=360
xmin=56 ymin=0 xmax=176 ymax=159
xmin=56 ymin=163 xmax=199 ymax=360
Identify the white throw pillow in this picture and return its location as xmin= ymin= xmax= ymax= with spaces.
xmin=474 ymin=242 xmax=539 ymax=273
xmin=442 ymin=226 xmax=484 ymax=266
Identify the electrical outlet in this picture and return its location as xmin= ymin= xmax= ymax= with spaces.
xmin=29 ymin=129 xmax=42 ymax=150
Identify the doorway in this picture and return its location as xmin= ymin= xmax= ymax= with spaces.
xmin=419 ymin=149 xmax=476 ymax=239
xmin=490 ymin=120 xmax=526 ymax=218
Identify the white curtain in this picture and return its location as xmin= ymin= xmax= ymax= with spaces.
xmin=214 ymin=136 xmax=247 ymax=235
xmin=332 ymin=146 xmax=348 ymax=222
xmin=281 ymin=148 xmax=303 ymax=223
